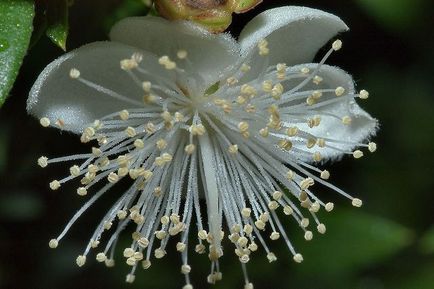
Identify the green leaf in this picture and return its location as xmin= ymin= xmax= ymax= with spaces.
xmin=103 ymin=0 xmax=150 ymax=32
xmin=46 ymin=0 xmax=69 ymax=51
xmin=295 ymin=209 xmax=413 ymax=278
xmin=0 ymin=0 xmax=35 ymax=107
xmin=419 ymin=225 xmax=434 ymax=254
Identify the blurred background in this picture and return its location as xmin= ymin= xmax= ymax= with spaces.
xmin=1 ymin=0 xmax=434 ymax=288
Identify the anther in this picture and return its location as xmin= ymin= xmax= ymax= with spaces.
xmin=342 ymin=116 xmax=352 ymax=125
xmin=49 ymin=239 xmax=58 ymax=248
xmin=353 ymin=150 xmax=364 ymax=159
xmin=76 ymin=255 xmax=86 ymax=267
xmin=49 ymin=180 xmax=61 ymax=190
xmin=304 ymin=231 xmax=313 ymax=241
xmin=77 ymin=187 xmax=87 ymax=196
xmin=352 ymin=198 xmax=363 ymax=207
xmin=40 ymin=117 xmax=50 ymax=127
xmin=359 ymin=89 xmax=369 ymax=99
xmin=126 ymin=274 xmax=135 ymax=283
xmin=69 ymin=68 xmax=80 ymax=79
xmin=270 ymin=232 xmax=280 ymax=240
xmin=228 ymin=144 xmax=238 ymax=154
xmin=96 ymin=252 xmax=107 ymax=262
xmin=317 ymin=223 xmax=326 ymax=234
xmin=107 ymin=172 xmax=119 ymax=183
xmin=177 ymin=50 xmax=188 ymax=59
xmin=325 ymin=202 xmax=334 ymax=212
xmin=38 ymin=156 xmax=48 ymax=168
xmin=267 ymin=252 xmax=277 ymax=262
xmin=142 ymin=81 xmax=152 ymax=92
xmin=335 ymin=86 xmax=345 ymax=96
xmin=321 ymin=170 xmax=330 ymax=179
xmin=283 ymin=205 xmax=293 ymax=215
xmin=368 ymin=142 xmax=377 ymax=152
xmin=293 ymin=253 xmax=303 ymax=263
xmin=332 ymin=39 xmax=342 ymax=51
xmin=119 ymin=110 xmax=129 ymax=120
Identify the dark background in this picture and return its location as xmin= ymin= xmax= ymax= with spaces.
xmin=1 ymin=0 xmax=434 ymax=288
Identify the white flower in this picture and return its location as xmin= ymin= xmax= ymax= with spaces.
xmin=28 ymin=6 xmax=378 ymax=287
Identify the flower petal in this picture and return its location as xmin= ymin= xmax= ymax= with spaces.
xmin=239 ymin=6 xmax=348 ymax=66
xmin=28 ymin=41 xmax=171 ymax=134
xmin=281 ymin=64 xmax=377 ymax=161
xmin=109 ymin=16 xmax=240 ymax=85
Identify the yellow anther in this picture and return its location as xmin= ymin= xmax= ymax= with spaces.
xmin=226 ymin=77 xmax=238 ymax=86
xmin=325 ymin=202 xmax=334 ymax=212
xmin=241 ymin=63 xmax=251 ymax=72
xmin=96 ymin=252 xmax=107 ymax=262
xmin=76 ymin=255 xmax=86 ymax=267
xmin=342 ymin=115 xmax=352 ymax=125
xmin=262 ymin=80 xmax=273 ymax=92
xmin=286 ymin=170 xmax=294 ymax=181
xmin=359 ymin=89 xmax=369 ymax=99
xmin=313 ymin=151 xmax=322 ymax=162
xmin=145 ymin=122 xmax=156 ymax=134
xmin=320 ymin=170 xmax=330 ymax=179
xmin=353 ymin=150 xmax=364 ymax=159
xmin=286 ymin=126 xmax=298 ymax=137
xmin=69 ymin=68 xmax=80 ymax=79
xmin=142 ymin=81 xmax=152 ymax=92
xmin=142 ymin=259 xmax=151 ymax=269
xmin=368 ymin=142 xmax=377 ymax=152
xmin=228 ymin=144 xmax=238 ymax=154
xmin=38 ymin=156 xmax=48 ymax=168
xmin=272 ymin=191 xmax=283 ymax=200
xmin=317 ymin=138 xmax=326 ymax=147
xmin=335 ymin=86 xmax=345 ymax=96
xmin=317 ymin=223 xmax=326 ymax=234
xmin=306 ymin=138 xmax=316 ymax=148
xmin=332 ymin=39 xmax=342 ymax=51
xmin=77 ymin=187 xmax=87 ymax=196
xmin=267 ymin=252 xmax=277 ymax=262
xmin=271 ymin=83 xmax=284 ymax=99
xmin=240 ymin=84 xmax=257 ymax=97
xmin=293 ymin=253 xmax=304 ymax=263
xmin=40 ymin=117 xmax=50 ymax=127
xmin=313 ymin=75 xmax=323 ymax=85
xmin=278 ymin=139 xmax=293 ymax=151
xmin=49 ymin=180 xmax=61 ymax=190
xmin=304 ymin=231 xmax=313 ymax=241
xmin=258 ymin=39 xmax=269 ymax=56
xmin=283 ymin=205 xmax=293 ymax=215
xmin=301 ymin=67 xmax=310 ymax=74
xmin=259 ymin=127 xmax=269 ymax=137
xmin=185 ymin=144 xmax=196 ymax=154
xmin=352 ymin=198 xmax=363 ymax=207
xmin=238 ymin=121 xmax=249 ymax=132
xmin=143 ymin=94 xmax=156 ymax=104
xmin=120 ymin=58 xmax=138 ymax=70
xmin=268 ymin=200 xmax=279 ymax=210
xmin=300 ymin=177 xmax=314 ymax=190
xmin=119 ymin=110 xmax=129 ymax=120
xmin=177 ymin=50 xmax=188 ymax=59
xmin=49 ymin=239 xmax=58 ymax=249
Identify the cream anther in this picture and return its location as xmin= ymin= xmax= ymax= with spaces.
xmin=304 ymin=231 xmax=313 ymax=241
xmin=142 ymin=81 xmax=152 ymax=92
xmin=77 ymin=187 xmax=87 ymax=196
xmin=283 ymin=205 xmax=293 ymax=215
xmin=40 ymin=117 xmax=50 ymax=127
xmin=353 ymin=150 xmax=364 ymax=159
xmin=317 ymin=223 xmax=326 ymax=234
xmin=69 ymin=68 xmax=80 ymax=79
xmin=226 ymin=77 xmax=238 ymax=86
xmin=335 ymin=86 xmax=345 ymax=96
xmin=332 ymin=39 xmax=342 ymax=51
xmin=76 ymin=255 xmax=86 ymax=267
xmin=49 ymin=239 xmax=58 ymax=248
xmin=258 ymin=39 xmax=269 ymax=56
xmin=119 ymin=110 xmax=129 ymax=120
xmin=38 ymin=156 xmax=48 ymax=168
xmin=359 ymin=89 xmax=369 ymax=99
xmin=368 ymin=142 xmax=377 ymax=152
xmin=272 ymin=191 xmax=283 ymax=200
xmin=271 ymin=83 xmax=284 ymax=100
xmin=158 ymin=55 xmax=177 ymax=70
xmin=228 ymin=144 xmax=238 ymax=154
xmin=313 ymin=75 xmax=323 ymax=85
xmin=177 ymin=50 xmax=188 ymax=59
xmin=325 ymin=202 xmax=334 ymax=212
xmin=342 ymin=116 xmax=352 ymax=125
xmin=321 ymin=170 xmax=330 ymax=180
xmin=270 ymin=232 xmax=280 ymax=240
xmin=185 ymin=144 xmax=196 ymax=154
xmin=241 ymin=63 xmax=251 ymax=72
xmin=126 ymin=274 xmax=135 ymax=283
xmin=293 ymin=253 xmax=303 ymax=263
xmin=300 ymin=177 xmax=314 ymax=190
xmin=352 ymin=198 xmax=363 ymax=207
xmin=96 ymin=252 xmax=107 ymax=262
xmin=267 ymin=252 xmax=277 ymax=262
xmin=49 ymin=180 xmax=61 ymax=190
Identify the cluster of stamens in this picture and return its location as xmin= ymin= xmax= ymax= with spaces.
xmin=39 ymin=38 xmax=376 ymax=289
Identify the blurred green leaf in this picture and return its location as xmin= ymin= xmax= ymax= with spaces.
xmin=355 ymin=0 xmax=426 ymax=31
xmin=46 ymin=0 xmax=69 ymax=51
xmin=0 ymin=0 xmax=34 ymax=107
xmin=296 ymin=209 xmax=412 ymax=279
xmin=419 ymin=226 xmax=434 ymax=254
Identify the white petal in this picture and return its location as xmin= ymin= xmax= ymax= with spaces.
xmin=110 ymin=16 xmax=240 ymax=86
xmin=282 ymin=64 xmax=377 ymax=161
xmin=28 ymin=41 xmax=170 ymax=133
xmin=239 ymin=6 xmax=348 ymax=66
